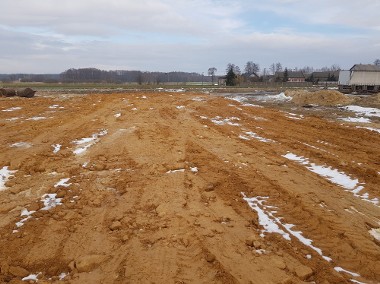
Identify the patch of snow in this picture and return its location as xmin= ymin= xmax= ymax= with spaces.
xmin=22 ymin=273 xmax=39 ymax=281
xmin=10 ymin=142 xmax=32 ymax=148
xmin=339 ymin=117 xmax=371 ymax=123
xmin=166 ymin=169 xmax=185 ymax=174
xmin=369 ymin=228 xmax=380 ymax=241
xmin=211 ymin=116 xmax=240 ymax=126
xmin=2 ymin=107 xmax=22 ymax=112
xmin=0 ymin=166 xmax=17 ymax=191
xmin=341 ymin=105 xmax=380 ymax=118
xmin=6 ymin=117 xmax=21 ymax=121
xmin=72 ymin=130 xmax=107 ymax=155
xmin=283 ymin=153 xmax=378 ymax=206
xmin=253 ymin=92 xmax=292 ymax=102
xmin=114 ymin=113 xmax=121 ymax=118
xmin=242 ymin=193 xmax=332 ymax=262
xmin=356 ymin=126 xmax=380 ymax=134
xmin=26 ymin=116 xmax=47 ymax=121
xmin=49 ymin=105 xmax=64 ymax=109
xmin=176 ymin=105 xmax=185 ymax=110
xmin=40 ymin=193 xmax=62 ymax=210
xmin=131 ymin=108 xmax=138 ymax=111
xmin=286 ymin=112 xmax=304 ymax=120
xmin=52 ymin=144 xmax=61 ymax=154
xmin=350 ymin=280 xmax=367 ymax=284
xmin=59 ymin=272 xmax=68 ymax=280
xmin=192 ymin=97 xmax=205 ymax=101
xmin=141 ymin=95 xmax=147 ymax=99
xmin=227 ymin=96 xmax=262 ymax=107
xmin=240 ymin=131 xmax=275 ymax=143
xmin=334 ymin=267 xmax=360 ymax=277
xmin=54 ymin=178 xmax=71 ymax=188
xmin=190 ymin=167 xmax=198 ymax=173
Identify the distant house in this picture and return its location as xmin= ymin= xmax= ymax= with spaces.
xmin=338 ymin=64 xmax=380 ymax=93
xmin=275 ymin=71 xmax=305 ymax=82
xmin=309 ymin=71 xmax=339 ymax=84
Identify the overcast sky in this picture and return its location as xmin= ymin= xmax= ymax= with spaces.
xmin=0 ymin=0 xmax=379 ymax=74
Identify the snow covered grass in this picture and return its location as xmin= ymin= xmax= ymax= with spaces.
xmin=72 ymin=129 xmax=108 ymax=155
xmin=0 ymin=166 xmax=17 ymax=191
xmin=283 ymin=153 xmax=378 ymax=206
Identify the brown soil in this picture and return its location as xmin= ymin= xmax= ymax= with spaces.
xmin=0 ymin=91 xmax=379 ymax=284
xmin=285 ymin=89 xmax=355 ymax=106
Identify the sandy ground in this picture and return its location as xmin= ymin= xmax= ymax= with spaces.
xmin=0 ymin=90 xmax=379 ymax=284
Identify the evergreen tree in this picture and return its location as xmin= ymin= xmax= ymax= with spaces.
xmin=225 ymin=65 xmax=237 ymax=86
xmin=283 ymin=68 xmax=289 ymax=82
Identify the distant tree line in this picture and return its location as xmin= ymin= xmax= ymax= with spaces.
xmin=60 ymin=68 xmax=210 ymax=84
xmin=0 ymin=68 xmax=210 ymax=84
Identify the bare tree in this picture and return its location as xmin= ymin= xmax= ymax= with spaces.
xmin=374 ymin=59 xmax=380 ymax=66
xmin=208 ymin=67 xmax=217 ymax=84
xmin=244 ymin=61 xmax=260 ymax=76
xmin=275 ymin=62 xmax=283 ymax=73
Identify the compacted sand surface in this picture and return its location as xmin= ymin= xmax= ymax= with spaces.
xmin=0 ymin=91 xmax=379 ymax=283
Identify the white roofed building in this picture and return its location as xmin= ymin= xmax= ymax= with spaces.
xmin=339 ymin=64 xmax=380 ymax=93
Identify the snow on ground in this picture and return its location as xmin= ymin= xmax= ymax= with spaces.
xmin=40 ymin=194 xmax=63 ymax=210
xmin=227 ymin=96 xmax=262 ymax=107
xmin=166 ymin=169 xmax=185 ymax=174
xmin=283 ymin=153 xmax=378 ymax=206
xmin=72 ymin=129 xmax=108 ymax=155
xmin=52 ymin=144 xmax=62 ymax=153
xmin=2 ymin=107 xmax=22 ymax=112
xmin=239 ymin=131 xmax=275 ymax=143
xmin=54 ymin=178 xmax=71 ymax=188
xmin=114 ymin=113 xmax=121 ymax=118
xmin=49 ymin=105 xmax=64 ymax=109
xmin=356 ymin=126 xmax=380 ymax=134
xmin=211 ymin=116 xmax=240 ymax=126
xmin=10 ymin=142 xmax=32 ymax=148
xmin=369 ymin=228 xmax=380 ymax=241
xmin=6 ymin=117 xmax=22 ymax=121
xmin=251 ymin=92 xmax=292 ymax=102
xmin=341 ymin=106 xmax=380 ymax=118
xmin=339 ymin=117 xmax=371 ymax=123
xmin=176 ymin=105 xmax=185 ymax=110
xmin=26 ymin=116 xmax=48 ymax=121
xmin=286 ymin=113 xmax=304 ymax=120
xmin=0 ymin=166 xmax=17 ymax=191
xmin=242 ymin=193 xmax=332 ymax=262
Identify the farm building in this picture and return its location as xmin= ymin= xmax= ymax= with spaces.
xmin=309 ymin=71 xmax=339 ymax=85
xmin=338 ymin=64 xmax=380 ymax=93
xmin=275 ymin=71 xmax=305 ymax=82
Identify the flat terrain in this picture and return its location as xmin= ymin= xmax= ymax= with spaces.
xmin=0 ymin=90 xmax=379 ymax=284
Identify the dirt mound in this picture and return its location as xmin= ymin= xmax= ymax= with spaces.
xmin=285 ymin=89 xmax=354 ymax=106
xmin=0 ymin=88 xmax=36 ymax=98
